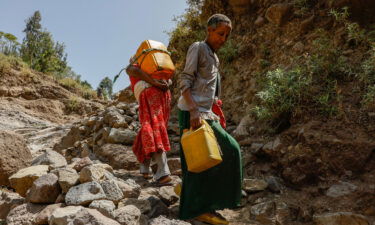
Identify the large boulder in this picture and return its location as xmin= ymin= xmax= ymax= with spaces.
xmin=113 ymin=205 xmax=141 ymax=225
xmin=0 ymin=131 xmax=32 ymax=186
xmin=95 ymin=144 xmax=138 ymax=170
xmin=149 ymin=215 xmax=191 ymax=225
xmin=9 ymin=165 xmax=49 ymax=197
xmin=26 ymin=173 xmax=61 ymax=204
xmin=313 ymin=212 xmax=370 ymax=225
xmin=34 ymin=203 xmax=64 ymax=225
xmin=54 ymin=167 xmax=80 ymax=193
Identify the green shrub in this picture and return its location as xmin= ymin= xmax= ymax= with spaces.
xmin=59 ymin=77 xmax=96 ymax=99
xmin=65 ymin=96 xmax=80 ymax=113
xmin=252 ymin=68 xmax=311 ymax=120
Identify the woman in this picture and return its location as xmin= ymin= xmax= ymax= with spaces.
xmin=126 ymin=59 xmax=173 ymax=186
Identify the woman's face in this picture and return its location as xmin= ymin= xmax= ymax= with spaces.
xmin=206 ymin=22 xmax=232 ymax=51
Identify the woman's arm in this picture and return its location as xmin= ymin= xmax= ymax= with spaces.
xmin=126 ymin=65 xmax=168 ymax=91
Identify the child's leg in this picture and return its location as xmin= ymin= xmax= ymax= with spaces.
xmin=140 ymin=158 xmax=151 ymax=175
xmin=152 ymin=151 xmax=171 ymax=180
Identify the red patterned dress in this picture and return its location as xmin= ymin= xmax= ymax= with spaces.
xmin=130 ymin=74 xmax=171 ymax=163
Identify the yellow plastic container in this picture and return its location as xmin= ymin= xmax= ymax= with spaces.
xmin=134 ymin=40 xmax=175 ymax=80
xmin=181 ymin=120 xmax=222 ymax=173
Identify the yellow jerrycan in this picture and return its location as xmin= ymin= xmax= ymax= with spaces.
xmin=181 ymin=120 xmax=222 ymax=173
xmin=134 ymin=40 xmax=175 ymax=80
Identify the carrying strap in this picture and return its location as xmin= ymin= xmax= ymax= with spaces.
xmin=113 ymin=48 xmax=171 ymax=84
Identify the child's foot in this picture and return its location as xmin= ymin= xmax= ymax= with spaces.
xmin=195 ymin=212 xmax=229 ymax=225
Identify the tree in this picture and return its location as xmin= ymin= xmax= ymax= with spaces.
xmin=20 ymin=11 xmax=42 ymax=67
xmin=0 ymin=32 xmax=20 ymax=56
xmin=97 ymin=77 xmax=113 ymax=100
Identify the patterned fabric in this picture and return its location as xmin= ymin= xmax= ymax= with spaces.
xmin=132 ymin=87 xmax=171 ymax=163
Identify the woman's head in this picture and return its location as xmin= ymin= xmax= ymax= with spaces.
xmin=206 ymin=14 xmax=232 ymax=51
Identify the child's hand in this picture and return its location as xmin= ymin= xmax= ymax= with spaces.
xmin=189 ymin=108 xmax=202 ymax=129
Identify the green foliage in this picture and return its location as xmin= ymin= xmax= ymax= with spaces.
xmin=97 ymin=76 xmax=113 ymax=100
xmin=0 ymin=31 xmax=20 ymax=56
xmin=0 ymin=53 xmax=28 ymax=74
xmin=218 ymin=39 xmax=241 ymax=63
xmin=293 ymin=0 xmax=314 ymax=15
xmin=20 ymin=11 xmax=67 ymax=74
xmin=252 ymin=68 xmax=312 ymax=120
xmin=65 ymin=96 xmax=80 ymax=113
xmin=59 ymin=77 xmax=96 ymax=99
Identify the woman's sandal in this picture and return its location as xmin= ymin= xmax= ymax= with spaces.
xmin=151 ymin=175 xmax=172 ymax=187
xmin=195 ymin=212 xmax=229 ymax=225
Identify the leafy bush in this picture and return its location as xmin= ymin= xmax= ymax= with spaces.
xmin=65 ymin=96 xmax=80 ymax=113
xmin=59 ymin=77 xmax=96 ymax=99
xmin=252 ymin=68 xmax=311 ymax=120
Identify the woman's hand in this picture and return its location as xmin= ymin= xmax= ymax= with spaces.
xmin=189 ymin=108 xmax=202 ymax=129
xmin=152 ymin=79 xmax=169 ymax=91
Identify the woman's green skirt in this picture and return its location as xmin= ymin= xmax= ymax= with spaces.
xmin=178 ymin=110 xmax=243 ymax=220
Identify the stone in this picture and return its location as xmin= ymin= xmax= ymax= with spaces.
xmin=49 ymin=206 xmax=120 ymax=225
xmin=313 ymin=212 xmax=370 ymax=225
xmin=95 ymin=163 xmax=114 ymax=173
xmin=262 ymin=137 xmax=282 ymax=157
xmin=229 ymin=0 xmax=251 ymax=15
xmin=255 ymin=16 xmax=266 ymax=27
xmin=65 ymin=181 xmax=106 ymax=206
xmin=9 ymin=165 xmax=49 ymax=197
xmin=0 ymin=131 xmax=32 ymax=186
xmin=116 ymin=179 xmax=141 ymax=198
xmin=149 ymin=215 xmax=191 ymax=225
xmin=26 ymin=173 xmax=61 ymax=203
xmin=96 ymin=144 xmax=138 ymax=170
xmin=243 ymin=178 xmax=268 ymax=193
xmin=265 ymin=3 xmax=293 ymax=26
xmin=114 ymin=205 xmax=141 ymax=225
xmin=32 ymin=150 xmax=67 ymax=169
xmin=6 ymin=203 xmax=47 ymax=225
xmin=72 ymin=156 xmax=93 ymax=172
xmin=107 ymin=128 xmax=136 ymax=145
xmin=118 ymin=198 xmax=152 ymax=214
xmin=99 ymin=180 xmax=124 ymax=202
xmin=326 ymin=181 xmax=358 ymax=198
xmin=0 ymin=190 xmax=25 ymax=220
xmin=292 ymin=42 xmax=304 ymax=54
xmin=265 ymin=176 xmax=284 ymax=193
xmin=147 ymin=196 xmax=170 ymax=219
xmin=89 ymin=200 xmax=116 ymax=218
xmin=158 ymin=186 xmax=179 ymax=206
xmin=34 ymin=203 xmax=64 ymax=225
xmin=250 ymin=201 xmax=275 ymax=224
xmin=167 ymin=158 xmax=181 ymax=175
xmin=79 ymin=165 xmax=107 ymax=183
xmin=55 ymin=168 xmax=80 ymax=193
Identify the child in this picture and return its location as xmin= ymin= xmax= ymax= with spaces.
xmin=126 ymin=58 xmax=173 ymax=186
xmin=177 ymin=14 xmax=243 ymax=224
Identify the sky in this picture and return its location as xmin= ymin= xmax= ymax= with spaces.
xmin=0 ymin=0 xmax=188 ymax=93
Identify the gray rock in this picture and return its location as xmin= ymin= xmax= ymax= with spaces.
xmin=0 ymin=191 xmax=25 ymax=219
xmin=79 ymin=165 xmax=107 ymax=183
xmin=147 ymin=196 xmax=170 ymax=219
xmin=34 ymin=203 xmax=64 ymax=225
xmin=65 ymin=181 xmax=106 ymax=206
xmin=107 ymin=128 xmax=136 ymax=145
xmin=96 ymin=144 xmax=138 ymax=170
xmin=32 ymin=150 xmax=67 ymax=169
xmin=149 ymin=215 xmax=191 ymax=225
xmin=326 ymin=181 xmax=358 ymax=198
xmin=117 ymin=179 xmax=141 ymax=198
xmin=250 ymin=201 xmax=275 ymax=223
xmin=265 ymin=3 xmax=293 ymax=26
xmin=49 ymin=206 xmax=120 ymax=225
xmin=243 ymin=178 xmax=268 ymax=193
xmin=6 ymin=203 xmax=47 ymax=225
xmin=118 ymin=198 xmax=151 ymax=214
xmin=26 ymin=173 xmax=61 ymax=203
xmin=89 ymin=200 xmax=116 ymax=218
xmin=55 ymin=168 xmax=80 ymax=193
xmin=266 ymin=176 xmax=284 ymax=193
xmin=113 ymin=205 xmax=141 ymax=225
xmin=158 ymin=186 xmax=179 ymax=206
xmin=99 ymin=180 xmax=124 ymax=202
